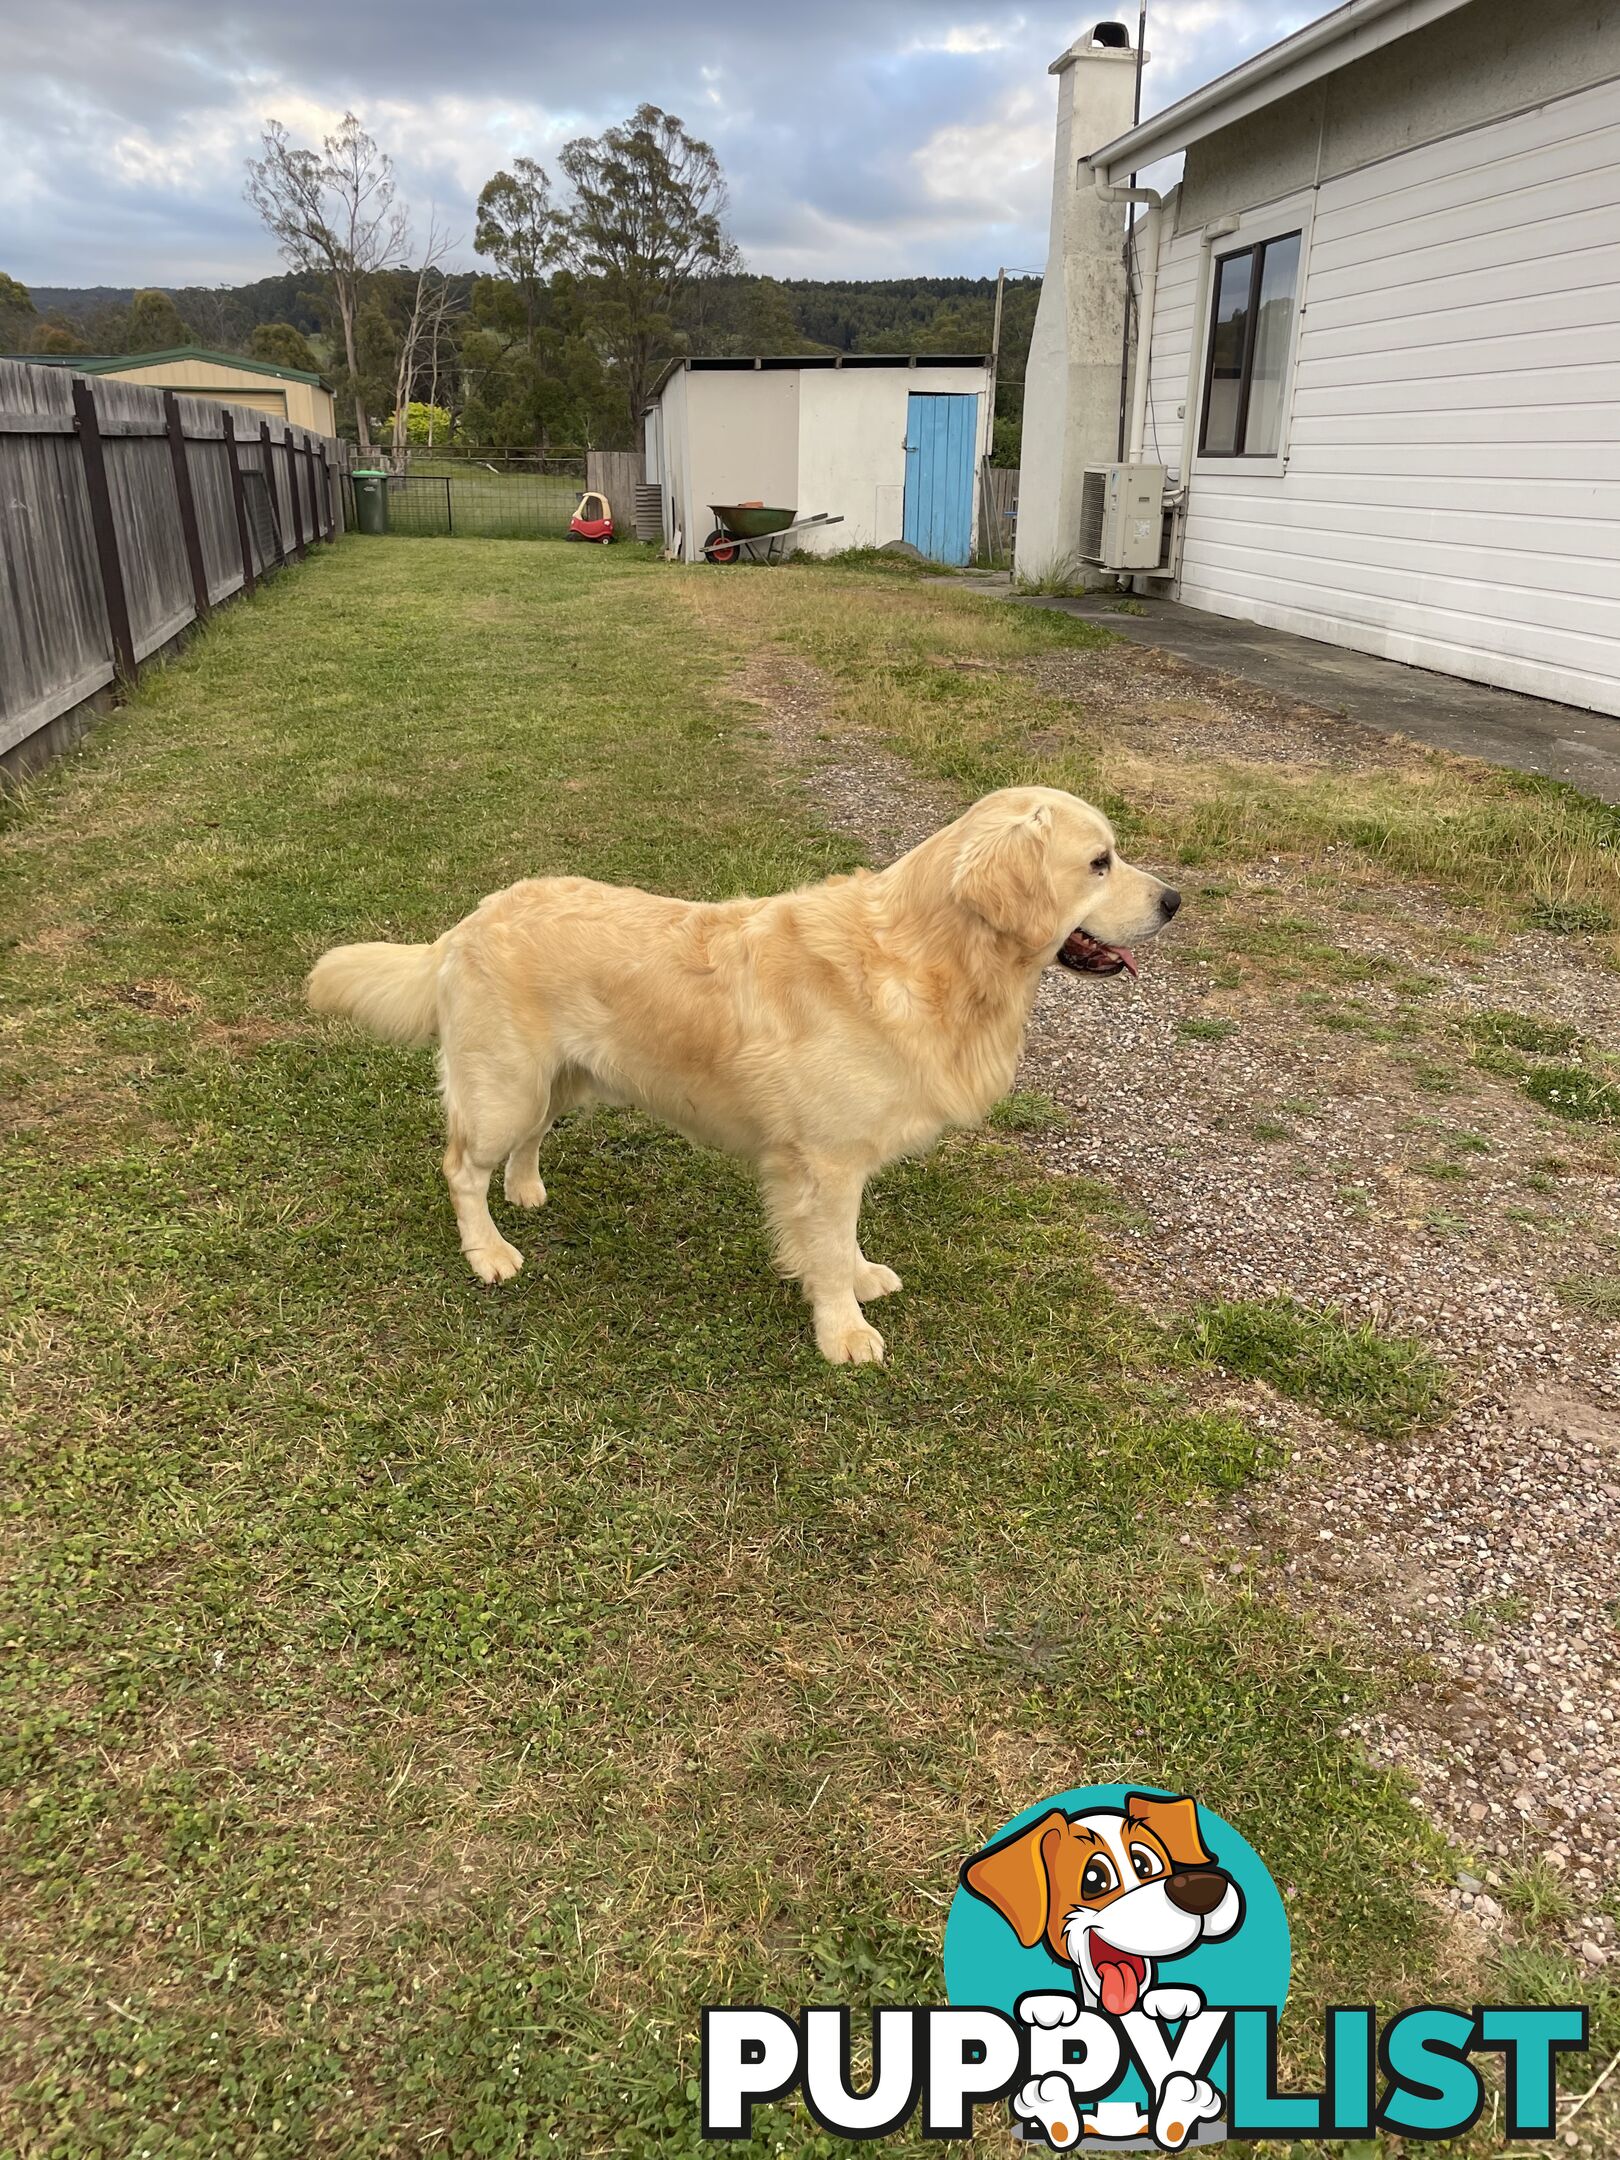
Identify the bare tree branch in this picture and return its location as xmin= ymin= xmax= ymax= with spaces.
xmin=245 ymin=114 xmax=408 ymax=450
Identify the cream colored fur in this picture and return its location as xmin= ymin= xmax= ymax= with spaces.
xmin=305 ymin=787 xmax=1178 ymax=1363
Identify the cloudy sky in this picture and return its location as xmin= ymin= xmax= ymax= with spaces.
xmin=6 ymin=2 xmax=1314 ymax=291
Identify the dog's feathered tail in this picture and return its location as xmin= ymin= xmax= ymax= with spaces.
xmin=305 ymin=937 xmax=446 ymax=1047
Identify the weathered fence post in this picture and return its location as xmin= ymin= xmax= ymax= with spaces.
xmin=163 ymin=391 xmax=211 ymax=621
xmin=258 ymin=420 xmax=286 ymax=566
xmin=71 ymin=376 xmax=137 ymax=684
xmin=220 ymin=410 xmax=256 ymax=595
xmin=288 ymin=434 xmax=308 ymax=558
xmin=444 ymin=474 xmax=453 ymax=536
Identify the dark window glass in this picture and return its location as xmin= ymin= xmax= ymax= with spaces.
xmin=1199 ymin=232 xmax=1301 ymax=458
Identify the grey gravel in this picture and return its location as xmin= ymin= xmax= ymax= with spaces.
xmin=744 ymin=648 xmax=1620 ymax=1981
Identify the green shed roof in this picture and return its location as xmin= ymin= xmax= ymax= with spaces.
xmin=7 ymin=345 xmax=331 ymax=388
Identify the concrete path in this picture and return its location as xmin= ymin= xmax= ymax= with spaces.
xmin=982 ymin=584 xmax=1620 ymax=805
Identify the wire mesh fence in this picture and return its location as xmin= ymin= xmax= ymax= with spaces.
xmin=382 ymin=460 xmax=587 ymax=540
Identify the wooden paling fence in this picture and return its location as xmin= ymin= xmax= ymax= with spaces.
xmin=0 ymin=358 xmax=349 ymax=772
xmin=978 ymin=461 xmax=1019 ymax=567
xmin=584 ymin=449 xmax=646 ymax=530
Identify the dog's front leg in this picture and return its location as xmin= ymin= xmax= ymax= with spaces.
xmin=761 ymin=1156 xmax=884 ymax=1365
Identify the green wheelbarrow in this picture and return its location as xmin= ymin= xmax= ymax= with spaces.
xmin=702 ymin=505 xmax=844 ymax=563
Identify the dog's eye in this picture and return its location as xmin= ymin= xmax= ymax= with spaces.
xmin=1080 ymin=1858 xmax=1117 ymax=1899
xmin=1129 ymin=1844 xmax=1164 ymax=1882
xmin=1091 ymin=851 xmax=1111 ymax=874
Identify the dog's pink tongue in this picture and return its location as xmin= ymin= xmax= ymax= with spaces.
xmin=1098 ymin=1959 xmax=1138 ymax=2016
xmin=1117 ymin=948 xmax=1138 ymax=980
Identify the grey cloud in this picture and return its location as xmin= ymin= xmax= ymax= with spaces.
xmin=2 ymin=2 xmax=1315 ymax=288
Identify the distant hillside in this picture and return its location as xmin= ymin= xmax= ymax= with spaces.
xmin=12 ymin=269 xmax=1041 ymax=456
xmin=26 ymin=274 xmax=331 ymax=346
xmin=25 ymin=272 xmax=1037 ymax=365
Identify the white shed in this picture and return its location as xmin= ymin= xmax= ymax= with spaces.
xmin=642 ymin=355 xmax=994 ymax=566
xmin=1022 ymin=0 xmax=1620 ymax=718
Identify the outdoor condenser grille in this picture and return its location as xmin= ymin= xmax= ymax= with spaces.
xmin=1079 ymin=463 xmax=1167 ymax=571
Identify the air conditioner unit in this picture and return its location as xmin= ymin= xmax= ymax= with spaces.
xmin=1079 ymin=463 xmax=1167 ymax=571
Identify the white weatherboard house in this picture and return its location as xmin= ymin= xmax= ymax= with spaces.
xmin=643 ymin=355 xmax=993 ymax=565
xmin=1019 ymin=0 xmax=1620 ymax=717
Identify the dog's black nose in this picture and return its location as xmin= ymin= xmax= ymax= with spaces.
xmin=1165 ymin=1868 xmax=1228 ymax=1915
xmin=1161 ymin=888 xmax=1182 ymax=919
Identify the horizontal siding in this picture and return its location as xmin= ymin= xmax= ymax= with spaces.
xmin=1167 ymin=72 xmax=1620 ymax=717
xmin=1142 ymin=221 xmax=1203 ymax=482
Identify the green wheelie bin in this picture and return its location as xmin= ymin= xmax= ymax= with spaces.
xmin=351 ymin=470 xmax=389 ymax=535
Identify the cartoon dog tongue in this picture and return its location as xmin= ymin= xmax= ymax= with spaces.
xmin=1092 ymin=1943 xmax=1142 ymax=2016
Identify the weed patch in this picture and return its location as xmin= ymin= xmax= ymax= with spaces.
xmin=1175 ymin=1296 xmax=1449 ymax=1438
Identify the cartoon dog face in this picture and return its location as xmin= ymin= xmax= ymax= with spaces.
xmin=962 ymin=1793 xmax=1244 ymax=2016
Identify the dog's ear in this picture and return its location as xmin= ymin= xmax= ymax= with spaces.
xmin=950 ymin=801 xmax=1058 ymax=945
xmin=961 ymin=1809 xmax=1070 ymax=1947
xmin=1124 ymin=1792 xmax=1213 ymax=1872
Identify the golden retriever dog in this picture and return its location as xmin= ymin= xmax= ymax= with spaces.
xmin=306 ymin=786 xmax=1180 ymax=1364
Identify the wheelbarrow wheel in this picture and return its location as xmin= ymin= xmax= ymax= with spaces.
xmin=704 ymin=528 xmax=740 ymax=564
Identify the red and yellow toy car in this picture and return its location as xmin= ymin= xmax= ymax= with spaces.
xmin=567 ymin=490 xmax=614 ymax=543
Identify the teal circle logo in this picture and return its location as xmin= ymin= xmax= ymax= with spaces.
xmin=944 ymin=1785 xmax=1290 ymax=2149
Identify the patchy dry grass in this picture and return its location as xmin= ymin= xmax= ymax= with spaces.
xmin=688 ymin=567 xmax=1620 ymax=953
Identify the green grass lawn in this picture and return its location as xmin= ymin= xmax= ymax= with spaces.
xmin=383 ymin=466 xmax=584 ymax=539
xmin=0 ymin=538 xmax=1574 ymax=2157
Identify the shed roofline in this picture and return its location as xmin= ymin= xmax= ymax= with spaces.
xmin=1087 ymin=0 xmax=1476 ymax=181
xmin=3 ymin=344 xmax=331 ymax=389
xmin=643 ymin=351 xmax=991 ymax=410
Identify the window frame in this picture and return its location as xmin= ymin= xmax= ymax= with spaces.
xmin=1190 ymin=194 xmax=1314 ymax=482
xmin=1198 ymin=228 xmax=1303 ymax=461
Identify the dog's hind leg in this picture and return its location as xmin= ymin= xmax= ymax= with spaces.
xmin=502 ymin=1121 xmax=551 ymax=1210
xmin=761 ymin=1153 xmax=883 ymax=1366
xmin=854 ymin=1247 xmax=903 ymax=1301
xmin=502 ymin=1066 xmax=588 ymax=1208
xmin=444 ymin=1118 xmax=526 ymax=1284
xmin=439 ymin=1001 xmax=554 ymax=1284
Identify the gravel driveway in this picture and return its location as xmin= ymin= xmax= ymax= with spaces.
xmin=743 ymin=641 xmax=1620 ymax=2007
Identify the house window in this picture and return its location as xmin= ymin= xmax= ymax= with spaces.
xmin=1199 ymin=231 xmax=1301 ymax=458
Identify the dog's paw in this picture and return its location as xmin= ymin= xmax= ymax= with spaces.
xmin=816 ymin=1314 xmax=885 ymax=1365
xmin=1141 ymin=1984 xmax=1204 ymax=2023
xmin=853 ymin=1260 xmax=903 ymax=1302
xmin=465 ymin=1237 xmax=524 ymax=1284
xmin=1153 ymin=2072 xmax=1221 ymax=2151
xmin=1017 ymin=1993 xmax=1081 ymax=2031
xmin=502 ymin=1167 xmax=547 ymax=1209
xmin=1013 ymin=2073 xmax=1082 ymax=2149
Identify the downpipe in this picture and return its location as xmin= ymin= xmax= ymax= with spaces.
xmin=1091 ymin=170 xmax=1163 ymax=465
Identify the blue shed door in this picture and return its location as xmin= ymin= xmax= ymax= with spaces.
xmin=903 ymin=392 xmax=978 ymax=564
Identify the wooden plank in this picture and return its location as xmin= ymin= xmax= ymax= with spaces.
xmin=260 ymin=420 xmax=287 ymax=565
xmin=71 ymin=375 xmax=137 ymax=683
xmin=0 ymin=412 xmax=78 ymax=436
xmin=288 ymin=433 xmax=307 ymax=557
xmin=221 ymin=409 xmax=255 ymax=595
xmin=86 ymin=419 xmax=173 ymax=440
xmin=95 ymin=378 xmax=199 ymax=660
xmin=585 ymin=448 xmax=645 ymax=524
xmin=165 ymin=391 xmax=211 ymax=618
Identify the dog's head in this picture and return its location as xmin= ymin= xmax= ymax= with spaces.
xmin=947 ymin=788 xmax=1180 ymax=978
xmin=962 ymin=1793 xmax=1243 ymax=2015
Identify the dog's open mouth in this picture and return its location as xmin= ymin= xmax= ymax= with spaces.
xmin=1088 ymin=1936 xmax=1148 ymax=2015
xmin=1056 ymin=928 xmax=1137 ymax=979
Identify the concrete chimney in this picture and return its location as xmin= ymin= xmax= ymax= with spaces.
xmin=1015 ymin=25 xmax=1141 ymax=582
